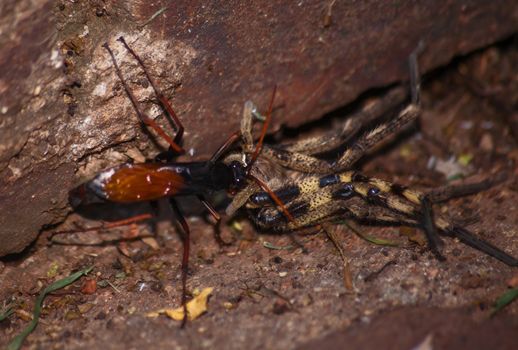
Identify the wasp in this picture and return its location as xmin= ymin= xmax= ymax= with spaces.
xmin=61 ymin=37 xmax=292 ymax=326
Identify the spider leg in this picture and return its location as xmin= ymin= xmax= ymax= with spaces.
xmin=260 ymin=45 xmax=423 ymax=173
xmin=331 ymin=188 xmax=517 ymax=266
xmin=330 ymin=102 xmax=420 ymax=171
xmin=279 ymin=86 xmax=407 ymax=155
xmin=420 ymin=195 xmax=445 ymax=260
xmin=351 ymin=178 xmax=518 ymax=266
xmin=225 ymin=182 xmax=261 ymax=216
xmin=447 ymin=226 xmax=518 ymax=267
xmin=321 ymin=222 xmax=354 ymax=290
xmin=260 ymin=95 xmax=419 ymax=173
xmin=250 ymin=170 xmax=518 ymax=266
xmin=426 ymin=172 xmax=508 ymax=203
xmin=224 ymin=95 xmax=281 ymax=217
xmin=350 ymin=201 xmax=518 ymax=267
xmin=240 ymin=100 xmax=260 ymax=154
xmin=352 ymin=177 xmax=444 ymax=259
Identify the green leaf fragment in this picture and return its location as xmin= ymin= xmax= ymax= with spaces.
xmin=344 ymin=222 xmax=399 ymax=247
xmin=458 ymin=153 xmax=473 ymax=166
xmin=7 ymin=266 xmax=94 ymax=350
xmin=446 ymin=173 xmax=464 ymax=182
xmin=491 ymin=288 xmax=518 ymax=317
xmin=0 ymin=306 xmax=14 ymax=322
xmin=46 ymin=261 xmax=59 ymax=278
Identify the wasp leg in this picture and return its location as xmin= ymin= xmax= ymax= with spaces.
xmin=168 ymin=198 xmax=190 ymax=328
xmin=50 ymin=213 xmax=154 ymax=245
xmin=103 ymin=41 xmax=184 ymax=157
xmin=117 ymin=37 xmax=185 ymax=155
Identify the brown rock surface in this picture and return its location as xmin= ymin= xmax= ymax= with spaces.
xmin=0 ymin=0 xmax=517 ymax=255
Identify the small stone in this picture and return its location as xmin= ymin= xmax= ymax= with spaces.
xmin=77 ymin=303 xmax=94 ymax=314
xmin=272 ymin=299 xmax=290 ymax=315
xmin=223 ymin=301 xmax=234 ymax=310
xmin=479 ymin=133 xmax=494 ymax=152
xmin=81 ymin=279 xmax=97 ymax=294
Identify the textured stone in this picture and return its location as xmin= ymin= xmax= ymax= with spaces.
xmin=0 ymin=0 xmax=517 ymax=256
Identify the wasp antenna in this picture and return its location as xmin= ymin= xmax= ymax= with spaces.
xmin=248 ymin=85 xmax=277 ymax=171
xmin=208 ymin=131 xmax=241 ymax=164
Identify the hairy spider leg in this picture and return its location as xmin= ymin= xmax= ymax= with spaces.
xmin=248 ymin=85 xmax=277 ymax=168
xmin=279 ymin=86 xmax=408 ymax=155
xmin=245 ymin=86 xmax=296 ymax=222
xmin=260 ymin=101 xmax=418 ymax=173
xmin=258 ymin=43 xmax=425 ymax=174
xmin=249 ymin=171 xmax=518 ymax=266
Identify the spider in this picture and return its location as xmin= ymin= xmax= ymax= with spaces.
xmin=229 ymin=43 xmax=518 ymax=268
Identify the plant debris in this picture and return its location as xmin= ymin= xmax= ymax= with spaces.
xmin=7 ymin=266 xmax=93 ymax=350
xmin=491 ymin=288 xmax=518 ymax=317
xmin=146 ymin=287 xmax=214 ymax=321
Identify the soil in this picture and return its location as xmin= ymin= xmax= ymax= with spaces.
xmin=1 ymin=38 xmax=518 ymax=350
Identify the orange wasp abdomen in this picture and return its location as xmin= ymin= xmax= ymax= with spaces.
xmin=100 ymin=163 xmax=187 ymax=202
xmin=70 ymin=161 xmax=238 ymax=206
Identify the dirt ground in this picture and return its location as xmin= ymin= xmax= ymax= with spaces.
xmin=1 ymin=39 xmax=518 ymax=350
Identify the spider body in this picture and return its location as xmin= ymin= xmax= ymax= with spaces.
xmin=233 ymin=43 xmax=518 ymax=267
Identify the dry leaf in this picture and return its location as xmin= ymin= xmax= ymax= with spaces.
xmin=147 ymin=287 xmax=214 ymax=321
xmin=141 ymin=237 xmax=160 ymax=250
xmin=411 ymin=333 xmax=434 ymax=350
